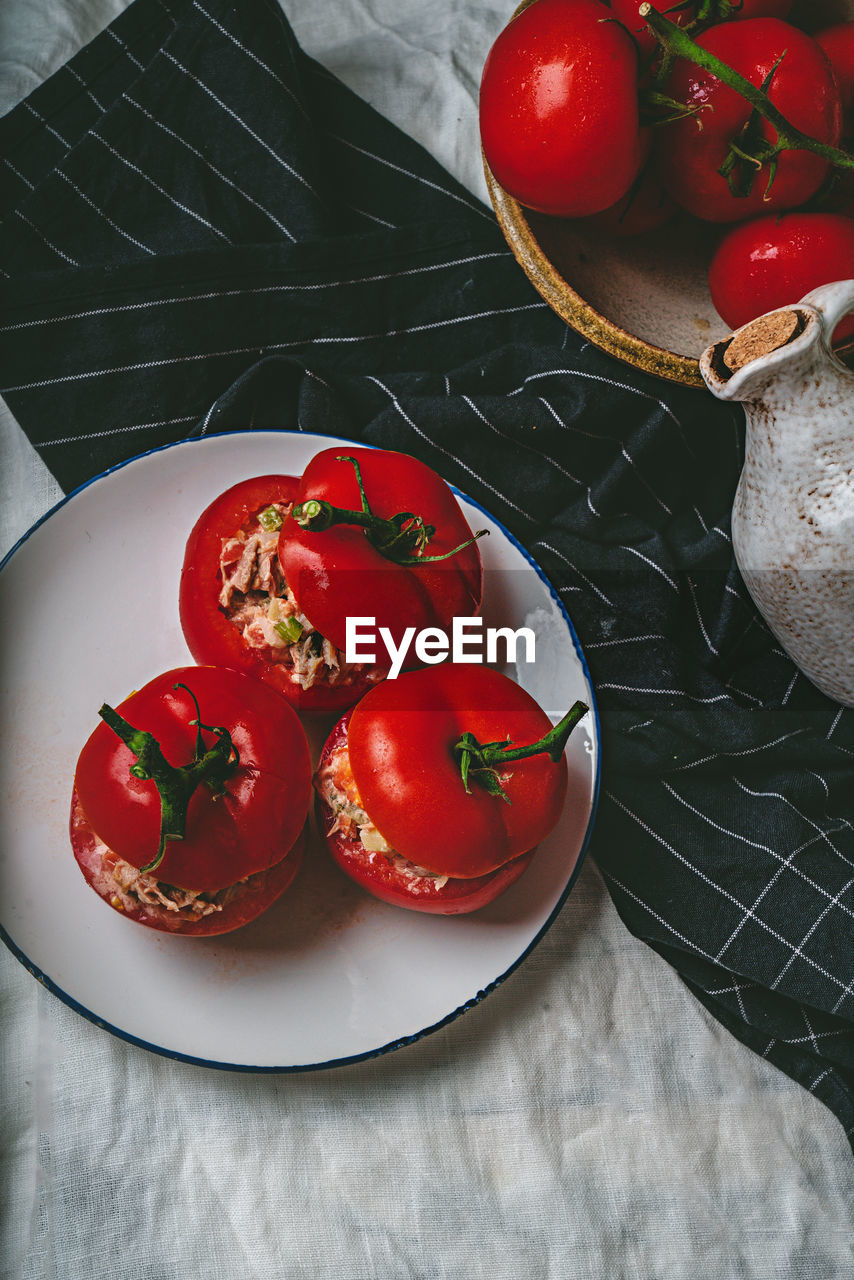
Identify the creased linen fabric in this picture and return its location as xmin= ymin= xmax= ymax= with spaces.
xmin=1 ymin=0 xmax=854 ymax=1148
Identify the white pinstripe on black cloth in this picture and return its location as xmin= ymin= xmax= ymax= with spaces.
xmin=1 ymin=0 xmax=853 ymax=1144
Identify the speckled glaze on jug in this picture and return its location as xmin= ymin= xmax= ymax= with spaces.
xmin=700 ymin=280 xmax=854 ymax=708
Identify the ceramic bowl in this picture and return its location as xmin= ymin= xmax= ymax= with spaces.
xmin=484 ymin=0 xmax=854 ymax=387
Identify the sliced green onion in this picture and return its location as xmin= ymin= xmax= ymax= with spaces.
xmin=258 ymin=505 xmax=283 ymax=532
xmin=274 ymin=617 xmax=304 ymax=644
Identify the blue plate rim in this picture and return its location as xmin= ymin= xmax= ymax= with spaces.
xmin=0 ymin=428 xmax=601 ymax=1074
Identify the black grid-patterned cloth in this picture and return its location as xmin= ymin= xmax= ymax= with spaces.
xmin=3 ymin=0 xmax=854 ymax=1142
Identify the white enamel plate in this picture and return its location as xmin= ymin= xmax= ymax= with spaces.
xmin=0 ymin=431 xmax=599 ymax=1070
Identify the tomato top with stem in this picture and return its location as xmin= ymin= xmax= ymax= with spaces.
xmin=74 ymin=667 xmax=311 ymax=890
xmin=652 ymin=15 xmax=844 ymax=221
xmin=278 ymin=448 xmax=485 ymax=660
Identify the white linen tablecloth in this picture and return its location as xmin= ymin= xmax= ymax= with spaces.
xmin=1 ymin=3 xmax=853 ymax=1277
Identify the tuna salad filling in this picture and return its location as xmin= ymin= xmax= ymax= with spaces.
xmin=100 ymin=845 xmax=249 ymax=921
xmin=219 ymin=502 xmax=380 ymax=691
xmin=315 ymin=726 xmax=449 ymax=889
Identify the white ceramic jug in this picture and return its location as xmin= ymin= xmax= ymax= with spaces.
xmin=700 ymin=280 xmax=854 ymax=708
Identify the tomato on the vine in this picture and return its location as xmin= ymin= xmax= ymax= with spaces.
xmin=71 ymin=666 xmax=312 ymax=935
xmin=655 ymin=18 xmax=843 ymax=222
xmin=708 ymin=211 xmax=854 ymax=342
xmin=314 ymin=664 xmax=589 ymax=915
xmin=479 ymin=0 xmax=644 ymax=217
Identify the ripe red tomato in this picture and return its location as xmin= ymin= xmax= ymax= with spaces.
xmin=479 ymin=0 xmax=644 ymax=217
xmin=314 ymin=664 xmax=588 ymax=914
xmin=179 ymin=473 xmax=382 ymax=715
xmin=610 ymin=1 xmax=794 ymax=59
xmin=278 ymin=448 xmax=483 ymax=666
xmin=816 ymin=23 xmax=854 ymax=129
xmin=708 ymin=211 xmax=854 ymax=342
xmin=656 ymin=18 xmax=842 ymax=222
xmin=315 ymin=712 xmax=536 ymax=915
xmin=71 ymin=666 xmax=311 ymax=935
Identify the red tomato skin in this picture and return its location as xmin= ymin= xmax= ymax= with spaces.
xmin=580 ymin=131 xmax=677 ymax=235
xmin=315 ymin=716 xmax=536 ymax=915
xmin=73 ymin=666 xmax=311 ymax=891
xmin=732 ymin=0 xmax=793 ymax=13
xmin=179 ymin=474 xmax=378 ymax=716
xmin=70 ymin=794 xmax=306 ymax=936
xmin=816 ymin=24 xmax=854 ymax=126
xmin=656 ymin=19 xmax=843 ymax=222
xmin=347 ymin=664 xmax=569 ymax=879
xmin=278 ymin=448 xmax=483 ymax=660
xmin=610 ymin=1 xmax=795 ymax=59
xmin=708 ymin=211 xmax=854 ymax=340
xmin=479 ymin=0 xmax=644 ymax=217
xmin=587 ymin=169 xmax=676 ymax=237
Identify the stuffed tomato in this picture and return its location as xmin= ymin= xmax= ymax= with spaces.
xmin=180 ymin=450 xmax=485 ymax=714
xmin=314 ymin=664 xmax=588 ymax=915
xmin=179 ymin=474 xmax=384 ymax=715
xmin=70 ymin=666 xmax=311 ymax=936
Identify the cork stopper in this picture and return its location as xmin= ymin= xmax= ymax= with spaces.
xmin=722 ymin=309 xmax=802 ymax=373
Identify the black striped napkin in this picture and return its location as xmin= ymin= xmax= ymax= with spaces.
xmin=2 ymin=0 xmax=854 ymax=1141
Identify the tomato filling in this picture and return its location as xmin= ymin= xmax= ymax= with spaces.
xmin=69 ymin=790 xmax=256 ymax=925
xmin=104 ymin=848 xmax=248 ymax=921
xmin=314 ymin=725 xmax=451 ymax=890
xmin=218 ymin=502 xmax=382 ymax=692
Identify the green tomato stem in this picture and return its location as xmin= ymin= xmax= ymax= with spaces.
xmin=99 ymin=683 xmax=239 ymax=875
xmin=640 ymin=4 xmax=854 ymax=173
xmin=291 ymin=497 xmax=378 ymax=534
xmin=290 ymin=455 xmax=488 ymax=566
xmin=454 ymin=700 xmax=589 ymax=802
